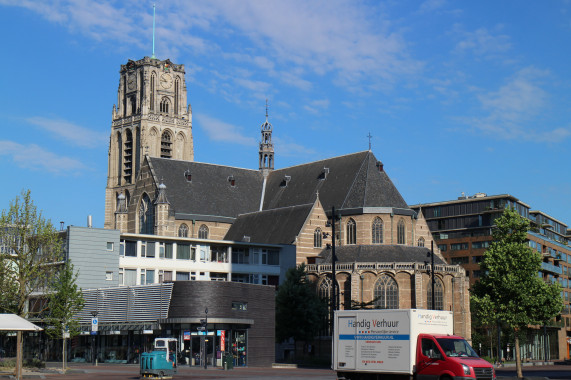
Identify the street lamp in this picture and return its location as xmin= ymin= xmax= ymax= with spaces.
xmin=326 ymin=207 xmax=340 ymax=335
xmin=203 ymin=308 xmax=208 ymax=369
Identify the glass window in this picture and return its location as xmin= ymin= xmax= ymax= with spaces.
xmin=165 ymin=243 xmax=173 ymax=259
xmin=397 ymin=219 xmax=405 ymax=245
xmin=106 ymin=242 xmax=114 ymax=251
xmin=106 ymin=271 xmax=113 ymax=281
xmin=125 ymin=241 xmax=137 ymax=257
xmin=211 ymin=245 xmax=228 ymax=263
xmin=438 ymin=244 xmax=447 ymax=252
xmin=178 ymin=223 xmax=188 ymax=238
xmin=374 ymin=274 xmax=399 ymax=309
xmin=176 ymin=272 xmax=190 ymax=281
xmin=177 ymin=244 xmax=191 ymax=260
xmin=314 ymin=228 xmax=322 ymax=248
xmin=417 ymin=237 xmax=425 ymax=247
xmin=232 ymin=302 xmax=248 ymax=311
xmin=124 ymin=269 xmax=137 ymax=286
xmin=146 ymin=242 xmax=155 ymax=258
xmin=427 ymin=279 xmax=444 ymax=310
xmin=319 ymin=277 xmax=331 ymax=300
xmin=139 ymin=193 xmax=154 ymax=234
xmin=198 ymin=224 xmax=209 ymax=239
xmin=346 ymin=219 xmax=356 ymax=245
xmin=372 ymin=217 xmax=383 ymax=244
xmin=232 ymin=248 xmax=248 ymax=264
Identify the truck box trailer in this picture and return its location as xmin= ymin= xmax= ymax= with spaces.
xmin=333 ymin=309 xmax=495 ymax=380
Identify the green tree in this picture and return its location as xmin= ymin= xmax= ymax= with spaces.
xmin=275 ymin=264 xmax=328 ymax=355
xmin=45 ymin=260 xmax=85 ymax=372
xmin=0 ymin=190 xmax=64 ymax=378
xmin=471 ymin=208 xmax=562 ymax=378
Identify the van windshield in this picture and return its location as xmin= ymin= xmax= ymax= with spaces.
xmin=436 ymin=338 xmax=479 ymax=358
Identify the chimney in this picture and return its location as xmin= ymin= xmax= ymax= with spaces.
xmin=87 ymin=215 xmax=93 ymax=228
xmin=376 ymin=161 xmax=384 ymax=172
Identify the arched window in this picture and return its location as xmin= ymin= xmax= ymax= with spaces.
xmin=427 ymin=278 xmax=444 ymax=310
xmin=150 ymin=73 xmax=155 ymax=112
xmin=123 ymin=129 xmax=133 ymax=184
xmin=198 ymin=224 xmax=209 ymax=239
xmin=374 ymin=274 xmax=399 ymax=309
xmin=314 ymin=227 xmax=323 ymax=248
xmin=174 ymin=78 xmax=180 ymax=114
xmin=160 ymin=97 xmax=170 ymax=113
xmin=319 ymin=277 xmax=331 ymax=300
xmin=139 ymin=193 xmax=154 ymax=234
xmin=372 ymin=217 xmax=383 ymax=244
xmin=161 ymin=131 xmax=172 ymax=158
xmin=178 ymin=223 xmax=189 ymax=238
xmin=346 ymin=218 xmax=356 ymax=245
xmin=397 ymin=219 xmax=405 ymax=244
xmin=417 ymin=237 xmax=425 ymax=247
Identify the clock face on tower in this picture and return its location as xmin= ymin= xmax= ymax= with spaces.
xmin=160 ymin=73 xmax=173 ymax=89
xmin=127 ymin=75 xmax=136 ymax=91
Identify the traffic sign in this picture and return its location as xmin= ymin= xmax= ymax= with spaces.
xmin=197 ymin=326 xmax=205 ymax=331
xmin=91 ymin=317 xmax=98 ymax=332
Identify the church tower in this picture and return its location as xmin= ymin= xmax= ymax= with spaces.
xmin=104 ymin=57 xmax=193 ymax=229
xmin=258 ymin=101 xmax=274 ymax=176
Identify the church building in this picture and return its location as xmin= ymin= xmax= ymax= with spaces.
xmin=103 ymin=56 xmax=471 ymax=339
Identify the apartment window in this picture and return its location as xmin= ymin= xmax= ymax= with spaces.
xmin=397 ymin=219 xmax=405 ymax=245
xmin=141 ymin=243 xmax=146 ymax=257
xmin=472 ymin=241 xmax=490 ymax=249
xmin=451 ymin=257 xmax=469 ymax=265
xmin=211 ymin=246 xmax=228 ymax=263
xmin=438 ymin=244 xmax=447 ymax=252
xmin=374 ymin=275 xmax=399 ymax=309
xmin=106 ymin=242 xmax=114 ymax=251
xmin=177 ymin=244 xmax=191 ymax=260
xmin=146 ymin=242 xmax=156 ymax=258
xmin=472 ymin=256 xmax=483 ymax=264
xmin=346 ymin=218 xmax=356 ymax=245
xmin=231 ymin=248 xmax=248 ymax=264
xmin=124 ymin=269 xmax=137 ymax=286
xmin=176 ymin=272 xmax=190 ymax=281
xmin=200 ymin=247 xmax=209 ymax=262
xmin=165 ymin=243 xmax=173 ymax=259
xmin=232 ymin=302 xmax=248 ymax=311
xmin=314 ymin=228 xmax=322 ymax=248
xmin=473 ymin=270 xmax=482 ymax=278
xmin=105 ymin=271 xmax=113 ymax=281
xmin=450 ymin=243 xmax=469 ymax=251
xmin=125 ymin=241 xmax=137 ymax=257
xmin=433 ymin=207 xmax=441 ymax=217
xmin=210 ymin=273 xmax=227 ymax=281
xmin=120 ymin=242 xmax=125 ymax=256
xmin=372 ymin=217 xmax=383 ymax=244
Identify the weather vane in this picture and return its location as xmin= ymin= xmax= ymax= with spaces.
xmin=367 ymin=132 xmax=373 ymax=151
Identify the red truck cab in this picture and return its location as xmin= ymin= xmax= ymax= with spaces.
xmin=416 ymin=334 xmax=495 ymax=380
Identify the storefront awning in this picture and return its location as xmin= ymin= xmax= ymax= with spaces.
xmin=0 ymin=314 xmax=43 ymax=331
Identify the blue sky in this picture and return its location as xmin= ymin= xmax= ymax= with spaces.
xmin=0 ymin=0 xmax=569 ymax=228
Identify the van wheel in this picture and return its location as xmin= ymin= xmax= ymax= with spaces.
xmin=439 ymin=375 xmax=452 ymax=380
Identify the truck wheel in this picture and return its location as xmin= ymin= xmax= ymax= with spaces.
xmin=439 ymin=375 xmax=452 ymax=380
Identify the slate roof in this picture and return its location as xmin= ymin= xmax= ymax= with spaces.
xmin=148 ymin=157 xmax=264 ymax=221
xmin=317 ymin=245 xmax=447 ymax=265
xmin=224 ymin=203 xmax=314 ymax=245
xmin=146 ymin=150 xmax=410 ymax=224
xmin=263 ymin=151 xmax=408 ymax=211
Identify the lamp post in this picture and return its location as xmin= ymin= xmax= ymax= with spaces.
xmin=204 ymin=308 xmax=208 ymax=369
xmin=425 ymin=242 xmax=436 ymax=310
xmin=327 ymin=207 xmax=340 ymax=335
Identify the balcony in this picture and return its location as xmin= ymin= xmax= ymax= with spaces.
xmin=541 ymin=262 xmax=562 ymax=275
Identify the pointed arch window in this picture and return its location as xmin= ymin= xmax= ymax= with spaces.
xmin=178 ymin=223 xmax=189 ymax=238
xmin=427 ymin=278 xmax=444 ymax=310
xmin=198 ymin=224 xmax=209 ymax=239
xmin=372 ymin=217 xmax=383 ymax=244
xmin=314 ymin=227 xmax=322 ymax=248
xmin=418 ymin=237 xmax=425 ymax=247
xmin=161 ymin=131 xmax=172 ymax=158
xmin=346 ymin=218 xmax=356 ymax=245
xmin=397 ymin=219 xmax=405 ymax=245
xmin=374 ymin=274 xmax=399 ymax=309
xmin=319 ymin=277 xmax=331 ymax=301
xmin=123 ymin=129 xmax=133 ymax=184
xmin=160 ymin=97 xmax=170 ymax=114
xmin=150 ymin=74 xmax=156 ymax=112
xmin=174 ymin=78 xmax=180 ymax=115
xmin=139 ymin=193 xmax=154 ymax=234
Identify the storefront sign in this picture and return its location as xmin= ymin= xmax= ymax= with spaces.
xmin=220 ymin=330 xmax=226 ymax=351
xmin=184 ymin=331 xmax=190 ymax=341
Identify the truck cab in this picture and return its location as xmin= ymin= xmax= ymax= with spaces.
xmin=417 ymin=334 xmax=495 ymax=380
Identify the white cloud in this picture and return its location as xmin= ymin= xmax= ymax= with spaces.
xmin=454 ymin=26 xmax=511 ymax=58
xmin=303 ymin=99 xmax=330 ymax=114
xmin=195 ymin=114 xmax=257 ymax=146
xmin=467 ymin=67 xmax=571 ymax=142
xmin=26 ymin=117 xmax=107 ymax=148
xmin=0 ymin=140 xmax=86 ymax=174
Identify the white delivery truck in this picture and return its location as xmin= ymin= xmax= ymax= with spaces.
xmin=333 ymin=309 xmax=495 ymax=380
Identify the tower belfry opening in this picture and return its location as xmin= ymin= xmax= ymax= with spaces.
xmin=259 ymin=100 xmax=274 ymax=172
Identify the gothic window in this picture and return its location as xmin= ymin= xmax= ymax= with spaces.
xmin=116 ymin=131 xmax=122 ymax=186
xmin=130 ymin=95 xmax=137 ymax=115
xmin=319 ymin=277 xmax=331 ymax=300
xmin=174 ymin=77 xmax=180 ymax=114
xmin=150 ymin=74 xmax=155 ymax=112
xmin=160 ymin=97 xmax=170 ymax=114
xmin=123 ymin=129 xmax=133 ymax=184
xmin=198 ymin=224 xmax=209 ymax=239
xmin=314 ymin=227 xmax=322 ymax=248
xmin=178 ymin=223 xmax=189 ymax=238
xmin=346 ymin=218 xmax=356 ymax=245
xmin=372 ymin=217 xmax=383 ymax=244
xmin=139 ymin=193 xmax=154 ymax=234
xmin=427 ymin=278 xmax=444 ymax=310
xmin=373 ymin=274 xmax=399 ymax=309
xmin=397 ymin=219 xmax=405 ymax=244
xmin=418 ymin=237 xmax=425 ymax=247
xmin=161 ymin=131 xmax=172 ymax=158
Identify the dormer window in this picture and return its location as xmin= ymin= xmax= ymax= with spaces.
xmin=228 ymin=175 xmax=235 ymax=187
xmin=319 ymin=167 xmax=330 ymax=180
xmin=184 ymin=170 xmax=191 ymax=182
xmin=280 ymin=175 xmax=291 ymax=187
xmin=376 ymin=161 xmax=384 ymax=172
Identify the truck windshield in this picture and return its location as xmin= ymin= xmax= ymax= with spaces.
xmin=436 ymin=338 xmax=479 ymax=358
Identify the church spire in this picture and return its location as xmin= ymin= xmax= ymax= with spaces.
xmin=259 ymin=99 xmax=274 ymax=172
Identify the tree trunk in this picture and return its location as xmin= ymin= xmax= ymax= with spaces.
xmin=63 ymin=337 xmax=66 ymax=373
xmin=15 ymin=330 xmax=22 ymax=380
xmin=514 ymin=328 xmax=523 ymax=379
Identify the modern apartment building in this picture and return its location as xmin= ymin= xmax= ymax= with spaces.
xmin=411 ymin=193 xmax=571 ymax=361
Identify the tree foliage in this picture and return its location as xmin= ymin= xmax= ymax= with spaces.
xmin=0 ymin=190 xmax=63 ymax=317
xmin=471 ymin=207 xmax=562 ymax=377
xmin=275 ymin=264 xmax=328 ymax=343
xmin=45 ymin=260 xmax=85 ymax=339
